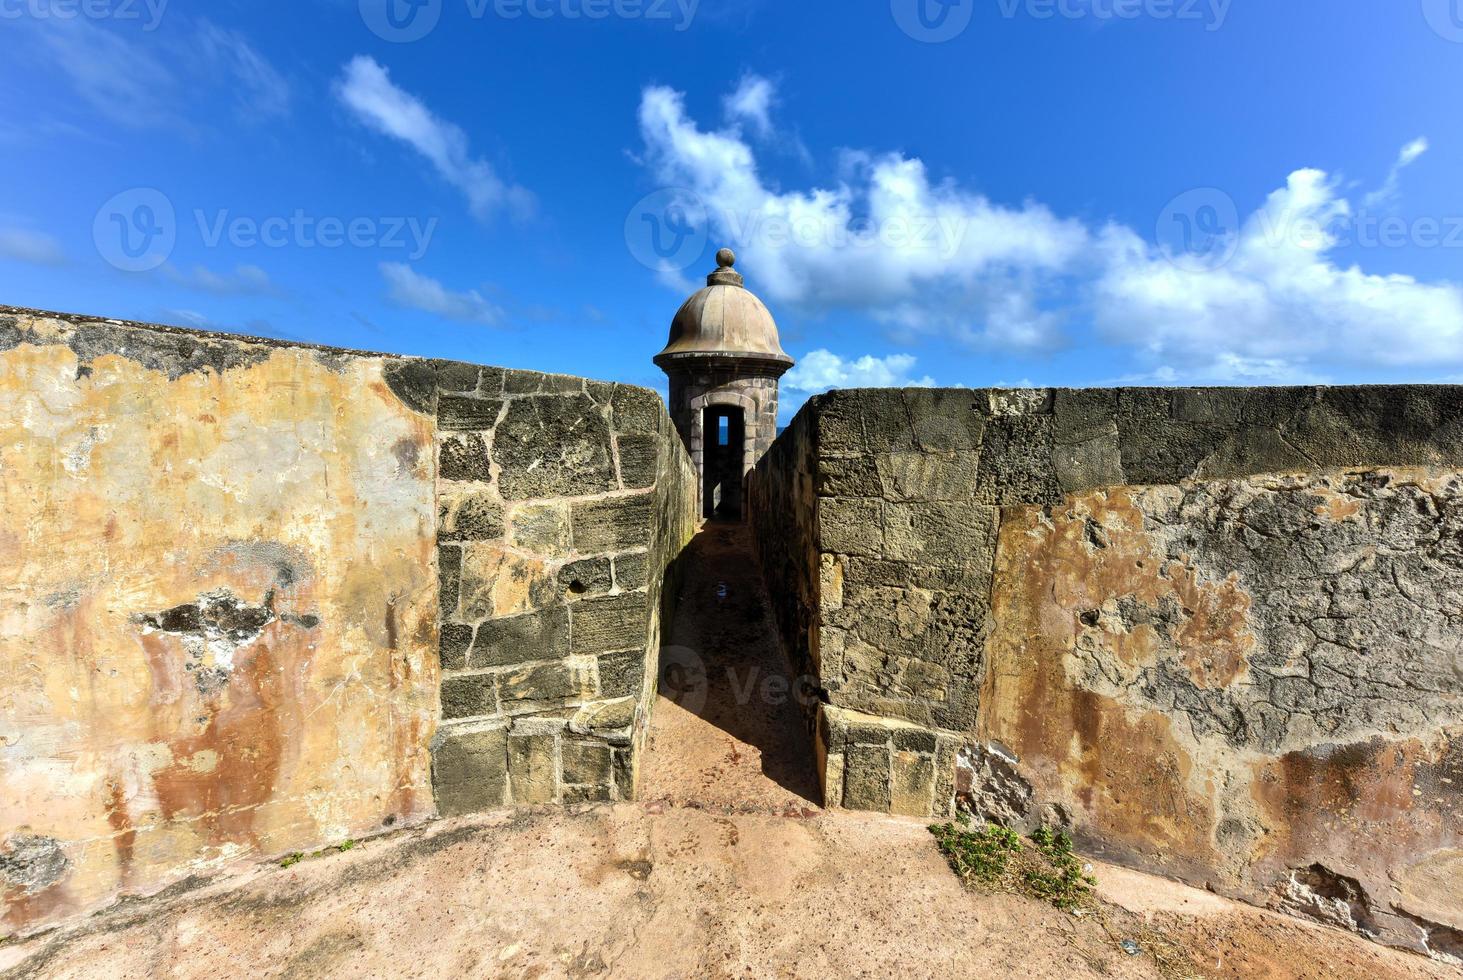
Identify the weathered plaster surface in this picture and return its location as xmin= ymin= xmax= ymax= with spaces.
xmin=981 ymin=471 xmax=1463 ymax=954
xmin=751 ymin=385 xmax=1463 ymax=957
xmin=0 ymin=311 xmax=439 ymax=935
xmin=0 ymin=308 xmax=700 ymax=936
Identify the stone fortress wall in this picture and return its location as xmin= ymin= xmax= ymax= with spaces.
xmin=0 ymin=308 xmax=697 ymax=937
xmin=748 ymin=385 xmax=1463 ymax=957
xmin=4 ymin=304 xmax=1461 ymax=958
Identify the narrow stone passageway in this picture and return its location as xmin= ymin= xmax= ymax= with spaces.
xmin=640 ymin=522 xmax=822 ymax=812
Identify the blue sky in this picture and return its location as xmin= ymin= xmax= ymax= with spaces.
xmin=3 ymin=0 xmax=1462 ymax=417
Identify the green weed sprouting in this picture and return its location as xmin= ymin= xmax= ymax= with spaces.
xmin=929 ymin=821 xmax=1097 ymax=912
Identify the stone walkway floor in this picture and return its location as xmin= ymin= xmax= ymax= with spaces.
xmin=640 ymin=521 xmax=822 ymax=814
xmin=3 ymin=805 xmax=1452 ymax=980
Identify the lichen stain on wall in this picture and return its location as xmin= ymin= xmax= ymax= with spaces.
xmin=0 ymin=319 xmax=439 ymax=935
xmin=980 ymin=470 xmax=1463 ymax=946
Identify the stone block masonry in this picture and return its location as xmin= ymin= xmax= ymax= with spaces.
xmin=0 ymin=307 xmax=697 ymax=938
xmin=750 ymin=384 xmax=1463 ymax=959
xmin=424 ymin=364 xmax=698 ymax=815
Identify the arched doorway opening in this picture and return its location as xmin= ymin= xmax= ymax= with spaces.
xmin=702 ymin=405 xmax=745 ymax=520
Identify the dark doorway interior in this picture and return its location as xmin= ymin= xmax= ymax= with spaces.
xmin=702 ymin=405 xmax=745 ymax=521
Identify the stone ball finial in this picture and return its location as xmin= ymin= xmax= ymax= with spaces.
xmin=655 ymin=245 xmax=792 ymax=371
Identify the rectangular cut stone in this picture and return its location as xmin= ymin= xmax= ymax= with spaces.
xmin=438 ymin=491 xmax=506 ymax=542
xmin=458 ymin=544 xmax=556 ymax=621
xmin=471 ymin=606 xmax=570 ymax=668
xmin=562 ymin=784 xmax=613 ymax=803
xmin=611 ymin=385 xmax=663 ymax=435
xmin=432 ymin=726 xmax=508 ymax=817
xmin=817 ymin=455 xmax=883 ymax=498
xmin=571 ymin=496 xmax=655 ymax=553
xmin=596 ymin=650 xmax=645 ymax=699
xmin=874 ymin=452 xmax=979 ymax=502
xmin=499 ymin=662 xmax=595 ymax=705
xmin=562 ymin=741 xmax=614 ymax=786
xmin=819 ymin=497 xmax=883 ymax=557
xmin=439 ymin=623 xmax=474 ymax=672
xmin=902 ymin=390 xmax=988 ymax=449
xmin=431 ymin=360 xmax=482 ymax=393
xmin=508 ymin=502 xmax=571 ymax=554
xmin=616 ymin=434 xmax=660 ymax=489
xmin=612 ymin=748 xmax=635 ymax=800
xmin=439 ymin=434 xmax=492 ymax=483
xmin=883 ymin=501 xmax=998 ymax=568
xmin=441 ymin=674 xmax=496 ymax=721
xmin=890 ymin=750 xmax=936 ymax=817
xmin=560 ymin=557 xmax=613 ymax=597
xmin=507 ymin=732 xmax=558 ymax=804
xmin=571 ymin=593 xmax=648 ymax=655
xmin=613 ymin=552 xmax=649 ymax=591
xmin=492 ymin=395 xmax=617 ymax=499
xmin=439 ymin=545 xmax=461 ymax=617
xmin=843 ymin=743 xmax=892 ymax=812
xmin=438 ymin=396 xmax=503 ymax=431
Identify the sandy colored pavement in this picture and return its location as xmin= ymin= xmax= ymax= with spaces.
xmin=1 ymin=803 xmax=1454 ymax=980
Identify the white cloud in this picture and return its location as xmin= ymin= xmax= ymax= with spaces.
xmin=164 ymin=263 xmax=274 ymax=296
xmin=1363 ymin=137 xmax=1428 ymax=209
xmin=0 ymin=229 xmax=65 ymax=266
xmin=380 ymin=263 xmax=503 ymax=326
xmin=1094 ymin=165 xmax=1463 ymax=374
xmin=31 ymin=18 xmax=178 ymax=129
xmin=639 ymin=87 xmax=1463 ymax=382
xmin=21 ymin=18 xmax=289 ymax=130
xmin=637 ymin=82 xmax=1088 ymax=352
xmin=336 ymin=57 xmax=532 ymax=222
xmin=784 ymin=349 xmax=936 ymax=394
xmin=724 ymin=74 xmax=776 ymax=138
xmin=195 ymin=24 xmax=292 ymax=122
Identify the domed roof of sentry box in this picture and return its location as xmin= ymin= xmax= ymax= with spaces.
xmin=655 ymin=249 xmax=794 ymax=373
